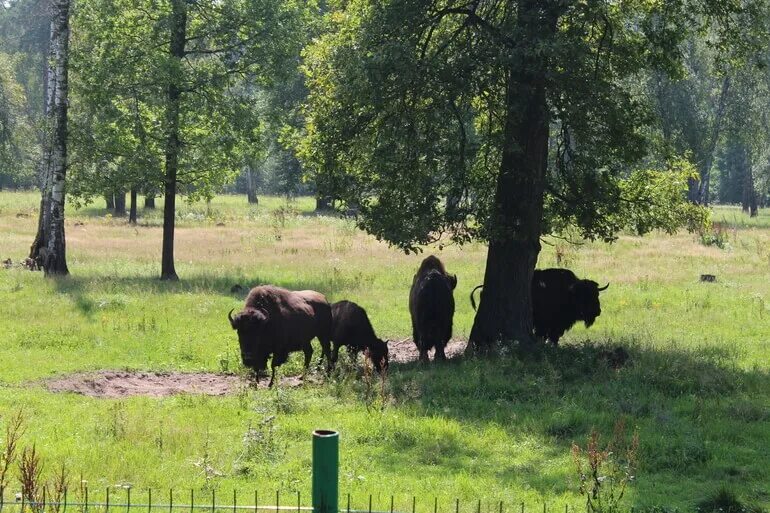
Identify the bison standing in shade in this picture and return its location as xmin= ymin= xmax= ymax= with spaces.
xmin=409 ymin=255 xmax=457 ymax=362
xmin=531 ymin=268 xmax=608 ymax=345
xmin=228 ymin=285 xmax=332 ymax=387
xmin=330 ymin=300 xmax=389 ymax=372
xmin=471 ymin=268 xmax=609 ymax=346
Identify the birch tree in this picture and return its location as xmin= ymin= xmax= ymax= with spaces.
xmin=29 ymin=0 xmax=70 ymax=276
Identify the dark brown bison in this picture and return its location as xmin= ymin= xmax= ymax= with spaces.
xmin=409 ymin=255 xmax=457 ymax=362
xmin=470 ymin=268 xmax=608 ymax=346
xmin=228 ymin=285 xmax=332 ymax=387
xmin=330 ymin=300 xmax=389 ymax=372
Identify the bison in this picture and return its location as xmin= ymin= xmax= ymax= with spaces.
xmin=409 ymin=255 xmax=457 ymax=362
xmin=330 ymin=300 xmax=389 ymax=372
xmin=228 ymin=285 xmax=332 ymax=387
xmin=470 ymin=268 xmax=608 ymax=346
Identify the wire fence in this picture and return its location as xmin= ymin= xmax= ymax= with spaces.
xmin=0 ymin=490 xmax=584 ymax=513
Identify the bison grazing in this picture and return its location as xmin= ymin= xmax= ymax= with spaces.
xmin=330 ymin=300 xmax=389 ymax=372
xmin=470 ymin=268 xmax=608 ymax=346
xmin=409 ymin=255 xmax=457 ymax=362
xmin=228 ymin=285 xmax=332 ymax=387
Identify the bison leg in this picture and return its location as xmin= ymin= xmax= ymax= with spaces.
xmin=418 ymin=348 xmax=429 ymax=363
xmin=268 ymin=362 xmax=277 ymax=388
xmin=434 ymin=344 xmax=447 ymax=361
xmin=547 ymin=330 xmax=563 ymax=347
xmin=318 ymin=335 xmax=333 ymax=373
xmin=303 ymin=344 xmax=313 ymax=370
xmin=330 ymin=343 xmax=341 ymax=369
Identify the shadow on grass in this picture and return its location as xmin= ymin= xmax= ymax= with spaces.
xmin=380 ymin=340 xmax=770 ymax=506
xmin=50 ymin=272 xmax=358 ymax=317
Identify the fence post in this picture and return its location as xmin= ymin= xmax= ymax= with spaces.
xmin=312 ymin=430 xmax=339 ymax=513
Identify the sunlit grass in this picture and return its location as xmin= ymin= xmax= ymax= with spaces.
xmin=0 ymin=192 xmax=769 ymax=511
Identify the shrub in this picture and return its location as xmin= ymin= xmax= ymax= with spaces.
xmin=699 ymin=222 xmax=731 ymax=249
xmin=572 ymin=419 xmax=639 ymax=513
xmin=696 ymin=487 xmax=764 ymax=513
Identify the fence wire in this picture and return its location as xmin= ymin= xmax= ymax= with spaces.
xmin=0 ymin=490 xmax=581 ymax=513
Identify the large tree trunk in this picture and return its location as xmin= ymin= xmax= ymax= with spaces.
xmin=29 ymin=11 xmax=57 ymax=263
xmin=30 ymin=0 xmax=69 ymax=276
xmin=160 ymin=0 xmax=187 ymax=281
xmin=468 ymin=1 xmax=556 ymax=352
xmin=43 ymin=0 xmax=70 ymax=276
xmin=129 ymin=188 xmax=138 ymax=224
xmin=245 ymin=165 xmax=258 ymax=204
xmin=144 ymin=193 xmax=155 ymax=209
xmin=114 ymin=189 xmax=126 ymax=216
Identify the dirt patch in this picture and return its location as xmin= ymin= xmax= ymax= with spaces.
xmin=44 ymin=371 xmax=310 ymax=398
xmin=43 ymin=340 xmax=468 ymax=398
xmin=387 ymin=338 xmax=467 ymax=364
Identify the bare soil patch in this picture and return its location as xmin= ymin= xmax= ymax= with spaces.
xmin=43 ymin=371 xmax=308 ymax=398
xmin=386 ymin=338 xmax=467 ymax=364
xmin=43 ymin=340 xmax=467 ymax=398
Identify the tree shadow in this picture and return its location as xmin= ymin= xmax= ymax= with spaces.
xmin=50 ymin=271 xmax=358 ymax=318
xmin=380 ymin=340 xmax=770 ymax=508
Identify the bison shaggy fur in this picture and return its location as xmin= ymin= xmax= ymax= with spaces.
xmin=228 ymin=285 xmax=332 ymax=387
xmin=409 ymin=255 xmax=457 ymax=362
xmin=531 ymin=268 xmax=608 ymax=346
xmin=330 ymin=300 xmax=389 ymax=372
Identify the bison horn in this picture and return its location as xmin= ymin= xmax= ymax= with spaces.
xmin=228 ymin=308 xmax=236 ymax=328
xmin=598 ymin=283 xmax=610 ymax=292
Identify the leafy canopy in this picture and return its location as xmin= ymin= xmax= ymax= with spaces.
xmin=68 ymin=0 xmax=312 ymax=204
xmin=297 ymin=0 xmax=762 ymax=251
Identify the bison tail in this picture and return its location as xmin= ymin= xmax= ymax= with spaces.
xmin=470 ymin=285 xmax=484 ymax=311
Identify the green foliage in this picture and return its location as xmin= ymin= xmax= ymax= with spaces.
xmin=68 ymin=0 xmax=311 ymax=205
xmin=297 ymin=0 xmax=760 ymax=252
xmin=619 ymin=161 xmax=711 ymax=236
xmin=548 ymin=159 xmax=711 ymax=241
xmin=0 ymin=51 xmax=36 ymax=187
xmin=699 ymin=222 xmax=732 ymax=249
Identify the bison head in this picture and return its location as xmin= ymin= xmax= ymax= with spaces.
xmin=228 ymin=307 xmax=270 ymax=370
xmin=368 ymin=339 xmax=390 ymax=373
xmin=570 ymin=280 xmax=609 ymax=327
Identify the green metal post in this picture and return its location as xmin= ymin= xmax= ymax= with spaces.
xmin=312 ymin=430 xmax=339 ymax=513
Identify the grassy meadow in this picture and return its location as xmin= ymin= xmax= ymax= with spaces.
xmin=0 ymin=191 xmax=769 ymax=512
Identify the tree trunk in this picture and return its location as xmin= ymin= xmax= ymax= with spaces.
xmin=114 ymin=190 xmax=126 ymax=216
xmin=43 ymin=0 xmax=70 ymax=276
xmin=105 ymin=193 xmax=115 ymax=210
xmin=144 ymin=193 xmax=155 ymax=209
xmin=160 ymin=0 xmax=187 ymax=281
xmin=741 ymin=144 xmax=751 ymax=213
xmin=698 ymin=76 xmax=731 ymax=205
xmin=315 ymin=195 xmax=332 ymax=211
xmin=245 ymin=165 xmax=258 ymax=204
xmin=468 ymin=1 xmax=556 ymax=352
xmin=687 ymin=177 xmax=700 ymax=203
xmin=29 ymin=11 xmax=57 ymax=263
xmin=129 ymin=188 xmax=138 ymax=224
xmin=744 ymin=159 xmax=758 ymax=217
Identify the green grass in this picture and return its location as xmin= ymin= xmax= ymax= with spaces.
xmin=1 ymin=192 xmax=769 ymax=512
